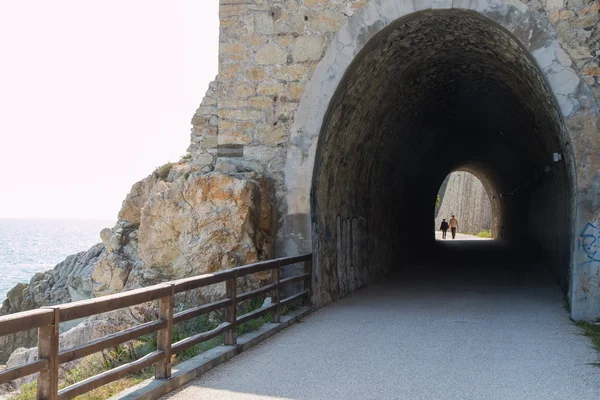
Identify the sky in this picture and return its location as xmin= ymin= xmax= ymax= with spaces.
xmin=0 ymin=1 xmax=219 ymax=221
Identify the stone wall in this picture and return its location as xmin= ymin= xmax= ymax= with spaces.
xmin=182 ymin=0 xmax=600 ymax=256
xmin=528 ymin=0 xmax=599 ymax=98
xmin=192 ymin=1 xmax=369 ymax=214
xmin=191 ymin=0 xmax=600 ymax=319
xmin=189 ymin=0 xmax=599 ymax=201
xmin=435 ymin=172 xmax=493 ymax=235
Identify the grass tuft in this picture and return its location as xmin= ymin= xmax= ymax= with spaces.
xmin=573 ymin=320 xmax=600 ymax=367
xmin=154 ymin=162 xmax=174 ymax=180
xmin=476 ymin=230 xmax=492 ymax=238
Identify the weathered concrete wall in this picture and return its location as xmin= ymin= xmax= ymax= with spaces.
xmin=528 ymin=161 xmax=575 ymax=293
xmin=185 ymin=0 xmax=600 ymax=319
xmin=436 ymin=172 xmax=492 ymax=235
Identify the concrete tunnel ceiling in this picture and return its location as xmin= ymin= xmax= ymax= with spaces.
xmin=311 ymin=10 xmax=574 ymax=302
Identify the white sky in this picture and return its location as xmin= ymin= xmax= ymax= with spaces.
xmin=0 ymin=1 xmax=219 ymax=221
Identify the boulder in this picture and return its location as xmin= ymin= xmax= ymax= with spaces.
xmin=91 ymin=253 xmax=134 ymax=296
xmin=138 ymin=172 xmax=276 ymax=280
xmin=117 ymin=161 xmax=195 ymax=225
xmin=118 ymin=174 xmax=159 ymax=225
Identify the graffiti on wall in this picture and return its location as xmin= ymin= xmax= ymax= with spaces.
xmin=577 ymin=222 xmax=600 ymax=293
xmin=579 ymin=222 xmax=600 ymax=266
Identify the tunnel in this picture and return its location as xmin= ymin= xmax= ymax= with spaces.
xmin=311 ymin=9 xmax=575 ymax=302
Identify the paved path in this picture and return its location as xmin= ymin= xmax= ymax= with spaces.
xmin=435 ymin=230 xmax=490 ymax=240
xmin=166 ymin=242 xmax=599 ymax=400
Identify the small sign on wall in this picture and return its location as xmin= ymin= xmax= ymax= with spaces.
xmin=218 ymin=144 xmax=244 ymax=158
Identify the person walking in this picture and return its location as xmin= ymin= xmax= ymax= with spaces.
xmin=449 ymin=215 xmax=458 ymax=239
xmin=440 ymin=219 xmax=449 ymax=239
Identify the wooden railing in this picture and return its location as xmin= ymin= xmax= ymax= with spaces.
xmin=0 ymin=254 xmax=312 ymax=400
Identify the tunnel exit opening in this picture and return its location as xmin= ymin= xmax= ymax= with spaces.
xmin=310 ymin=9 xmax=575 ymax=303
xmin=435 ymin=170 xmax=495 ymax=240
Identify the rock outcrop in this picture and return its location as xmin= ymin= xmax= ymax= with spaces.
xmin=0 ymin=161 xmax=276 ymax=364
xmin=138 ymin=172 xmax=275 ymax=278
xmin=0 ymin=244 xmax=105 ymax=362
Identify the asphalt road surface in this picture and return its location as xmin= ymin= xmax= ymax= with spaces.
xmin=165 ymin=241 xmax=599 ymax=400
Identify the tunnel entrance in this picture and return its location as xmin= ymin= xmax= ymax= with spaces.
xmin=311 ymin=9 xmax=575 ymax=302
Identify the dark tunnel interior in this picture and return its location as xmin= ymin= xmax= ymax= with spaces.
xmin=311 ymin=10 xmax=575 ymax=302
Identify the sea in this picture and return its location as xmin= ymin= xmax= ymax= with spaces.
xmin=0 ymin=218 xmax=113 ymax=302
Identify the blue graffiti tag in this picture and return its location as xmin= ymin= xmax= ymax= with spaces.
xmin=578 ymin=222 xmax=600 ymax=268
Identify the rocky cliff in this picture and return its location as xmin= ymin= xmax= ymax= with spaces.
xmin=435 ymin=172 xmax=492 ymax=235
xmin=0 ymin=157 xmax=276 ymax=363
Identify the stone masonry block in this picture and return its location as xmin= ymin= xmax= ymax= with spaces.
xmin=220 ymin=4 xmax=248 ymax=17
xmin=433 ymin=0 xmax=454 ymax=8
xmin=414 ymin=0 xmax=434 ymax=11
xmin=255 ymin=42 xmax=288 ymax=65
xmin=393 ymin=0 xmax=417 ymax=15
xmin=292 ymin=36 xmax=325 ymax=62
xmin=373 ymin=0 xmax=402 ymax=22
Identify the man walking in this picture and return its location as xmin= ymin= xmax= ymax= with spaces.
xmin=449 ymin=215 xmax=458 ymax=239
xmin=440 ymin=219 xmax=449 ymax=239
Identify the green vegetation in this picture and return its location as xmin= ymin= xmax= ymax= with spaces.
xmin=574 ymin=320 xmax=600 ymax=367
xmin=476 ymin=229 xmax=492 ymax=238
xmin=14 ymin=351 xmax=152 ymax=400
xmin=163 ymin=313 xmax=222 ymax=363
xmin=11 ymin=296 xmax=297 ymax=400
xmin=154 ymin=162 xmax=174 ymax=180
xmin=180 ymin=153 xmax=192 ymax=161
xmin=10 ymin=382 xmax=35 ymax=400
xmin=435 ymin=195 xmax=440 ymax=208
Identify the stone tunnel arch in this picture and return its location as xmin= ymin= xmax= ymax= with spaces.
xmin=281 ymin=0 xmax=600 ymax=319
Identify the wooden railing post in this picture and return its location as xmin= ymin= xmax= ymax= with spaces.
xmin=37 ymin=307 xmax=59 ymax=400
xmin=155 ymin=284 xmax=174 ymax=380
xmin=224 ymin=273 xmax=237 ymax=345
xmin=303 ymin=256 xmax=313 ymax=306
xmin=271 ymin=262 xmax=281 ymax=323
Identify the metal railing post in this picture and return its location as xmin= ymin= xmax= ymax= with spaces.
xmin=271 ymin=262 xmax=281 ymax=323
xmin=224 ymin=272 xmax=237 ymax=345
xmin=303 ymin=256 xmax=313 ymax=306
xmin=155 ymin=284 xmax=174 ymax=379
xmin=37 ymin=307 xmax=59 ymax=400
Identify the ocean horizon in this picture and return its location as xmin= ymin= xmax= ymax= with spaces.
xmin=0 ymin=218 xmax=113 ymax=302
